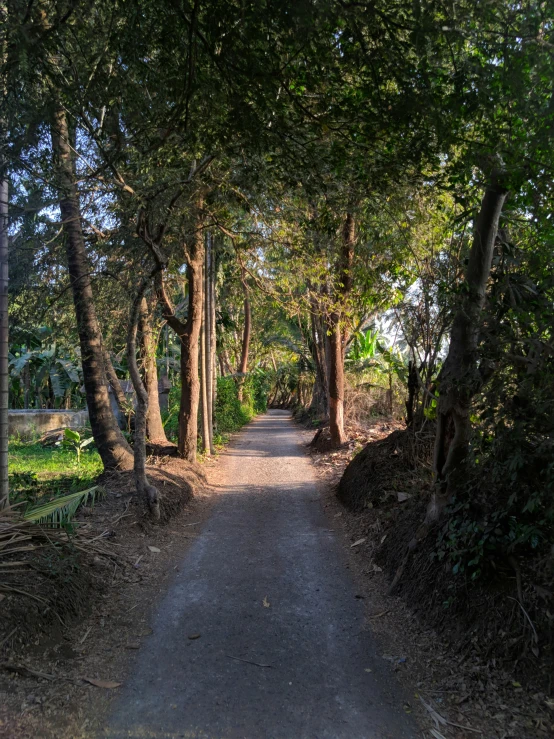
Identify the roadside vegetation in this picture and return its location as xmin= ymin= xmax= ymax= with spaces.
xmin=1 ymin=1 xmax=553 ymax=735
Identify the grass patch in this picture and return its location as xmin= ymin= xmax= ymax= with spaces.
xmin=8 ymin=438 xmax=103 ymax=510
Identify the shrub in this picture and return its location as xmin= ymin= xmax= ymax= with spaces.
xmin=214 ymin=376 xmax=252 ymax=434
xmin=162 ymin=372 xmax=270 ymax=444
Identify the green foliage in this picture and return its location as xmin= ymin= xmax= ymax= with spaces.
xmin=9 ymin=331 xmax=85 ymax=410
xmin=214 ymin=377 xmax=252 ymax=435
xmin=214 ymin=371 xmax=270 ymax=436
xmin=9 ymin=439 xmax=103 ymax=501
xmin=161 ymin=385 xmax=181 ymax=442
xmin=56 ymin=428 xmax=95 ymax=469
xmin=240 ymin=369 xmax=271 ymax=417
xmin=433 ymin=226 xmax=554 ymax=581
xmin=8 ymin=439 xmax=104 ymax=527
xmin=347 ymin=328 xmax=408 ymax=383
xmin=162 ymin=372 xmax=270 ymax=444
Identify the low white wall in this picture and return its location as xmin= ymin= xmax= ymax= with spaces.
xmin=9 ymin=410 xmax=89 ymax=438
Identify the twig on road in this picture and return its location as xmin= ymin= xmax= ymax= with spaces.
xmin=226 ymin=655 xmax=274 ymax=668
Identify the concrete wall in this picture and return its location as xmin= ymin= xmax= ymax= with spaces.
xmin=9 ymin=409 xmax=90 ymax=438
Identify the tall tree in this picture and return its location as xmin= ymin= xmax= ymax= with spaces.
xmin=153 ymin=202 xmax=205 ymax=462
xmin=50 ymin=107 xmax=133 ymax=470
xmin=327 ymin=212 xmax=355 ymax=447
xmin=428 ymin=170 xmax=509 ymax=522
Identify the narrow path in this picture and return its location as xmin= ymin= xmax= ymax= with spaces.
xmin=101 ymin=411 xmax=417 ymax=738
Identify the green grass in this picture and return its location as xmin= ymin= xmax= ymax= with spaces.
xmin=8 ymin=438 xmax=103 ymax=509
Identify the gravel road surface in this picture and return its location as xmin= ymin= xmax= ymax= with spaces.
xmin=100 ymin=410 xmax=417 ymax=739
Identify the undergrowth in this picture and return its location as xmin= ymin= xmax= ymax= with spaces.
xmin=8 ymin=438 xmax=102 ymax=512
xmin=163 ymin=370 xmax=270 ymax=442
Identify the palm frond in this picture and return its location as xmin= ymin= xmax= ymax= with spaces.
xmin=24 ymin=486 xmax=104 ymax=526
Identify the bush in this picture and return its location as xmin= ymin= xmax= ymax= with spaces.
xmin=162 ymin=371 xmax=270 ymax=444
xmin=214 ymin=376 xmax=252 ymax=434
xmin=240 ymin=369 xmax=270 ymax=417
xmin=162 ymin=385 xmax=181 ymax=442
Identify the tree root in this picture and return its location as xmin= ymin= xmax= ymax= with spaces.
xmin=143 ymin=481 xmax=160 ymax=521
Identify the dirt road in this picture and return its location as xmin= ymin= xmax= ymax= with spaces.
xmin=100 ymin=411 xmax=417 ymax=738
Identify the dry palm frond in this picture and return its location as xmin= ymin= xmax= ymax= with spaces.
xmin=0 ymin=502 xmax=116 ymax=565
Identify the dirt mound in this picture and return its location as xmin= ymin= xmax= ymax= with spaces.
xmin=1 ymin=457 xmax=205 ymax=669
xmin=335 ymin=428 xmax=553 ymax=703
xmin=0 ymin=455 xmax=211 ymax=739
xmin=337 ymin=428 xmax=432 ymax=510
xmin=101 ymin=457 xmax=206 ymax=523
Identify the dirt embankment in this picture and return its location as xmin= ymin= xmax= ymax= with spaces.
xmin=308 ymin=419 xmax=554 ymax=739
xmin=0 ymin=456 xmax=211 ymax=739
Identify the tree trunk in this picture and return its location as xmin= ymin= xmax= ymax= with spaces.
xmin=51 ymin=107 xmax=133 ymax=470
xmin=327 ymin=316 xmax=346 ymax=445
xmin=428 ymin=182 xmax=508 ymax=523
xmin=154 ymin=205 xmax=204 ymax=462
xmin=220 ymin=349 xmax=232 ymax=376
xmin=199 ymin=292 xmax=210 ymax=455
xmin=405 ymin=360 xmax=418 ymax=428
xmin=127 ymin=282 xmax=159 ymax=519
xmin=0 ymin=171 xmax=7 ymax=508
xmin=204 ymin=236 xmax=214 ymax=453
xmin=180 ymin=220 xmax=204 ymax=461
xmin=309 ymin=309 xmax=329 ymax=419
xmin=23 ymin=359 xmax=30 ymax=410
xmin=138 ymin=297 xmax=169 ymax=444
xmin=210 ymin=237 xmax=217 ymax=443
xmin=237 ymin=269 xmax=251 ymax=402
xmin=102 ymin=346 xmax=128 ymax=426
xmin=0 ymin=1 xmax=8 ymax=508
xmin=327 ymin=212 xmax=355 ymax=447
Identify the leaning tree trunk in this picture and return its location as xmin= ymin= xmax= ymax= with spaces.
xmin=428 ymin=181 xmax=508 ymax=523
xmin=102 ymin=347 xmax=127 ymax=412
xmin=237 ymin=269 xmax=251 ymax=402
xmin=127 ymin=282 xmax=159 ymax=519
xmin=327 ymin=212 xmax=355 ymax=447
xmin=102 ymin=346 xmax=129 ymax=430
xmin=139 ymin=297 xmax=169 ymax=444
xmin=51 ymin=107 xmax=133 ymax=470
xmin=220 ymin=349 xmax=232 ymax=376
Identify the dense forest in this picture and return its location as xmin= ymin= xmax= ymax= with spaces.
xmin=1 ymin=1 xmax=553 ymax=737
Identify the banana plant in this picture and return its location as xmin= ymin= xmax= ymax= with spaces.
xmin=346 ymin=328 xmax=382 ymax=373
xmin=9 ymin=342 xmax=83 ymax=409
xmin=56 ymin=428 xmax=95 ymax=468
xmin=347 ymin=327 xmax=408 ymax=382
